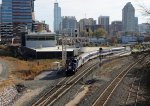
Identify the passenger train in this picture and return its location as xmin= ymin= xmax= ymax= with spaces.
xmin=66 ymin=47 xmax=126 ymax=75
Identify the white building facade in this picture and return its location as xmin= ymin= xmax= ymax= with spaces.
xmin=24 ymin=32 xmax=57 ymax=48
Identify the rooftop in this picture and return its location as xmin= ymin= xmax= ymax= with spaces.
xmin=27 ymin=32 xmax=56 ymax=36
xmin=32 ymin=46 xmax=78 ymax=52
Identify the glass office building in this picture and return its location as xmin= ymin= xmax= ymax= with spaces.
xmin=1 ymin=0 xmax=12 ymax=24
xmin=0 ymin=4 xmax=2 ymax=24
xmin=54 ymin=2 xmax=61 ymax=34
xmin=1 ymin=0 xmax=35 ymax=36
xmin=1 ymin=0 xmax=13 ymax=36
xmin=12 ymin=0 xmax=34 ymax=27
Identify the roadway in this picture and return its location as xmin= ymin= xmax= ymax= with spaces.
xmin=0 ymin=64 xmax=2 ymax=77
xmin=0 ymin=60 xmax=9 ymax=80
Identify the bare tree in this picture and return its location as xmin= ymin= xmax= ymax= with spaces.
xmin=139 ymin=4 xmax=150 ymax=20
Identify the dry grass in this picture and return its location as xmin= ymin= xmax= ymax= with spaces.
xmin=0 ymin=45 xmax=7 ymax=50
xmin=102 ymin=58 xmax=123 ymax=70
xmin=0 ymin=79 xmax=15 ymax=91
xmin=97 ymin=57 xmax=127 ymax=76
xmin=1 ymin=56 xmax=61 ymax=80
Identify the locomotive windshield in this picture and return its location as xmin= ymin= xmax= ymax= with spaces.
xmin=72 ymin=59 xmax=77 ymax=63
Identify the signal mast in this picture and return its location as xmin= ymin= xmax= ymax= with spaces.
xmin=62 ymin=33 xmax=67 ymax=68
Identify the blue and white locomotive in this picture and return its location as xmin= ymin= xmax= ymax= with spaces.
xmin=66 ymin=47 xmax=126 ymax=75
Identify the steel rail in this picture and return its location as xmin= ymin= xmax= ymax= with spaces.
xmin=32 ymin=51 xmax=133 ymax=106
xmin=32 ymin=56 xmax=99 ymax=106
xmin=33 ymin=59 xmax=99 ymax=106
xmin=92 ymin=55 xmax=146 ymax=106
xmin=42 ymin=62 xmax=98 ymax=106
xmin=32 ymin=77 xmax=67 ymax=106
xmin=125 ymin=59 xmax=150 ymax=105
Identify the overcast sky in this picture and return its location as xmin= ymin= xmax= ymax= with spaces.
xmin=0 ymin=0 xmax=149 ymax=31
xmin=35 ymin=0 xmax=150 ymax=31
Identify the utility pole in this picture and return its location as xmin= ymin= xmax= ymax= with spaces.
xmin=62 ymin=33 xmax=67 ymax=69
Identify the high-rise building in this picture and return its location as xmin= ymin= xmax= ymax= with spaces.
xmin=122 ymin=2 xmax=138 ymax=32
xmin=1 ymin=0 xmax=12 ymax=24
xmin=12 ymin=0 xmax=35 ymax=32
xmin=134 ymin=17 xmax=138 ymax=32
xmin=139 ymin=23 xmax=150 ymax=34
xmin=1 ymin=0 xmax=13 ymax=36
xmin=78 ymin=18 xmax=96 ymax=32
xmin=0 ymin=4 xmax=1 ymax=24
xmin=0 ymin=4 xmax=2 ymax=36
xmin=0 ymin=0 xmax=35 ymax=36
xmin=61 ymin=16 xmax=77 ymax=36
xmin=78 ymin=18 xmax=89 ymax=31
xmin=33 ymin=21 xmax=50 ymax=32
xmin=110 ymin=21 xmax=122 ymax=36
xmin=54 ymin=1 xmax=61 ymax=34
xmin=98 ymin=16 xmax=110 ymax=33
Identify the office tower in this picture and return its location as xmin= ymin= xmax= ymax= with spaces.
xmin=139 ymin=23 xmax=150 ymax=34
xmin=12 ymin=0 xmax=35 ymax=29
xmin=0 ymin=3 xmax=1 ymax=40
xmin=0 ymin=4 xmax=1 ymax=24
xmin=79 ymin=18 xmax=96 ymax=31
xmin=134 ymin=17 xmax=138 ymax=32
xmin=110 ymin=21 xmax=122 ymax=36
xmin=54 ymin=1 xmax=61 ymax=34
xmin=122 ymin=2 xmax=138 ymax=32
xmin=61 ymin=16 xmax=77 ymax=36
xmin=98 ymin=16 xmax=110 ymax=33
xmin=1 ymin=0 xmax=13 ymax=36
xmin=1 ymin=0 xmax=35 ymax=36
xmin=33 ymin=21 xmax=50 ymax=32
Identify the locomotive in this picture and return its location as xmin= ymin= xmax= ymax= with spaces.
xmin=66 ymin=47 xmax=126 ymax=75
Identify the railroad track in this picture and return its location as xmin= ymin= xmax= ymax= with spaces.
xmin=92 ymin=54 xmax=147 ymax=106
xmin=32 ymin=51 xmax=133 ymax=106
xmin=136 ymin=59 xmax=150 ymax=105
xmin=32 ymin=59 xmax=99 ymax=106
xmin=125 ymin=58 xmax=150 ymax=106
xmin=32 ymin=76 xmax=69 ymax=106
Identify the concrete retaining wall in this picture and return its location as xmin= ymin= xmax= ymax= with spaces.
xmin=0 ymin=86 xmax=18 ymax=106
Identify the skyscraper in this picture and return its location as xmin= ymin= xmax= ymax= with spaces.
xmin=0 ymin=4 xmax=2 ymax=24
xmin=78 ymin=18 xmax=96 ymax=31
xmin=110 ymin=21 xmax=122 ymax=36
xmin=1 ymin=0 xmax=13 ymax=36
xmin=139 ymin=23 xmax=150 ymax=34
xmin=1 ymin=0 xmax=35 ymax=36
xmin=1 ymin=0 xmax=12 ymax=24
xmin=61 ymin=16 xmax=77 ymax=36
xmin=134 ymin=17 xmax=138 ymax=32
xmin=54 ymin=1 xmax=61 ymax=34
xmin=12 ymin=0 xmax=35 ymax=27
xmin=98 ymin=16 xmax=110 ymax=33
xmin=122 ymin=2 xmax=138 ymax=32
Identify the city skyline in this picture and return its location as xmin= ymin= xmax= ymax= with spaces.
xmin=0 ymin=0 xmax=149 ymax=31
xmin=33 ymin=0 xmax=149 ymax=31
